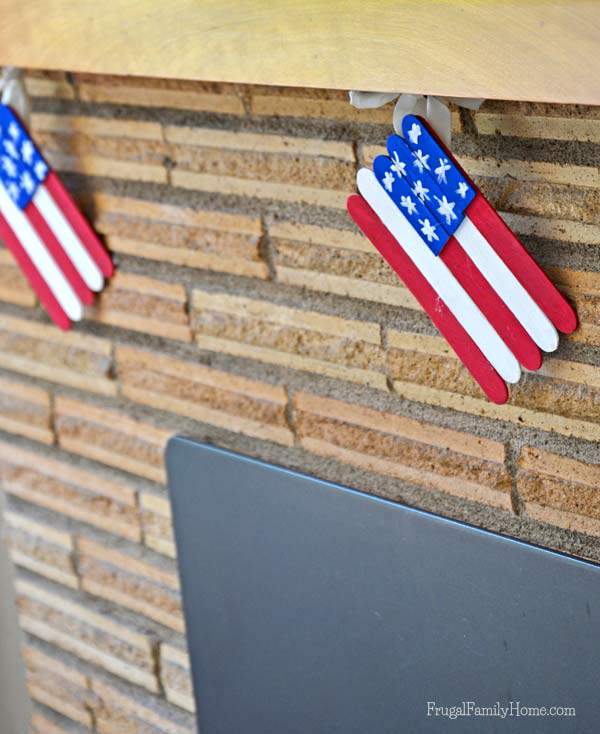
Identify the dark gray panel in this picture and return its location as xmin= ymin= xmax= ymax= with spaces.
xmin=167 ymin=437 xmax=600 ymax=734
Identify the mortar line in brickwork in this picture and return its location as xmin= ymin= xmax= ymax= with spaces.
xmin=282 ymin=385 xmax=300 ymax=448
xmin=505 ymin=439 xmax=525 ymax=516
xmin=259 ymin=213 xmax=278 ymax=281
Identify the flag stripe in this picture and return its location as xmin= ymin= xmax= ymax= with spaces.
xmin=44 ymin=172 xmax=113 ymax=278
xmin=27 ymin=201 xmax=94 ymax=306
xmin=439 ymin=237 xmax=542 ymax=371
xmin=467 ymin=195 xmax=577 ymax=334
xmin=456 ymin=217 xmax=559 ymax=352
xmin=347 ymin=194 xmax=508 ymax=404
xmin=0 ymin=210 xmax=70 ymax=329
xmin=0 ymin=183 xmax=83 ymax=321
xmin=357 ymin=168 xmax=521 ymax=384
xmin=34 ymin=185 xmax=104 ymax=291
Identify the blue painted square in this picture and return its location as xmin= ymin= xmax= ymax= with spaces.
xmin=0 ymin=104 xmax=48 ymax=209
xmin=387 ymin=134 xmax=464 ymax=238
xmin=400 ymin=115 xmax=475 ymax=217
xmin=373 ymin=154 xmax=450 ymax=256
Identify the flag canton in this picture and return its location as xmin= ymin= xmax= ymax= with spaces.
xmin=0 ymin=104 xmax=48 ymax=209
xmin=373 ymin=154 xmax=450 ymax=256
xmin=401 ymin=115 xmax=475 ymax=216
xmin=386 ymin=135 xmax=463 ymax=238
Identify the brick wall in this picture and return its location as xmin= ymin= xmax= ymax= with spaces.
xmin=1 ymin=70 xmax=599 ymax=733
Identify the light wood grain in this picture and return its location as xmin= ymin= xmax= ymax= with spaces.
xmin=0 ymin=1 xmax=599 ymax=103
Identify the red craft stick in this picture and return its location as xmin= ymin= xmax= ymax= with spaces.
xmin=440 ymin=237 xmax=542 ymax=370
xmin=27 ymin=201 xmax=94 ymax=306
xmin=45 ymin=172 xmax=114 ymax=278
xmin=417 ymin=116 xmax=577 ymax=335
xmin=347 ymin=194 xmax=508 ymax=404
xmin=467 ymin=195 xmax=577 ymax=334
xmin=0 ymin=211 xmax=71 ymax=329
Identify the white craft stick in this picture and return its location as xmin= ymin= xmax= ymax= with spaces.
xmin=456 ymin=217 xmax=558 ymax=352
xmin=0 ymin=184 xmax=83 ymax=320
xmin=34 ymin=185 xmax=104 ymax=292
xmin=357 ymin=168 xmax=521 ymax=384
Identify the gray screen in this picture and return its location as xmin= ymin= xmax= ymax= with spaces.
xmin=167 ymin=438 xmax=600 ymax=733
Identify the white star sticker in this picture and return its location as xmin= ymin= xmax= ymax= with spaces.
xmin=7 ymin=181 xmax=19 ymax=201
xmin=434 ymin=157 xmax=451 ymax=184
xmin=456 ymin=181 xmax=469 ymax=199
xmin=8 ymin=122 xmax=20 ymax=140
xmin=3 ymin=139 xmax=18 ymax=159
xmin=407 ymin=122 xmax=422 ymax=145
xmin=20 ymin=171 xmax=35 ymax=194
xmin=400 ymin=195 xmax=417 ymax=216
xmin=390 ymin=151 xmax=406 ymax=178
xmin=382 ymin=169 xmax=395 ymax=192
xmin=412 ymin=148 xmax=430 ymax=173
xmin=434 ymin=195 xmax=457 ymax=226
xmin=419 ymin=218 xmax=439 ymax=243
xmin=21 ymin=140 xmax=34 ymax=165
xmin=34 ymin=160 xmax=48 ymax=181
xmin=1 ymin=156 xmax=16 ymax=177
xmin=412 ymin=179 xmax=430 ymax=203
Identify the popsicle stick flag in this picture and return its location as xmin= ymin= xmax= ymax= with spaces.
xmin=0 ymin=104 xmax=112 ymax=329
xmin=348 ymin=115 xmax=577 ymax=404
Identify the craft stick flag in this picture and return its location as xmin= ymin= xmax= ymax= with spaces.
xmin=348 ymin=115 xmax=577 ymax=404
xmin=0 ymin=104 xmax=112 ymax=329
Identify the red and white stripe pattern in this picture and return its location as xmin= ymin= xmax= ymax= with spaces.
xmin=348 ymin=115 xmax=577 ymax=404
xmin=0 ymin=104 xmax=112 ymax=330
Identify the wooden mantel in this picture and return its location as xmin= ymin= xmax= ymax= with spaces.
xmin=0 ymin=0 xmax=599 ymax=104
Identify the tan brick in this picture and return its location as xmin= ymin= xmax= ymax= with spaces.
xmin=517 ymin=447 xmax=600 ymax=537
xmin=90 ymin=272 xmax=192 ymax=342
xmin=45 ymin=150 xmax=167 ymax=184
xmin=140 ymin=491 xmax=175 ymax=558
xmin=270 ymin=220 xmax=418 ymax=308
xmin=4 ymin=510 xmax=78 ymax=589
xmin=91 ymin=677 xmax=194 ymax=734
xmin=0 ymin=315 xmax=115 ymax=395
xmin=387 ymin=329 xmax=489 ymax=401
xmin=168 ymin=129 xmax=354 ymax=202
xmin=30 ymin=709 xmax=89 ymax=734
xmin=161 ymin=643 xmax=195 ymax=713
xmin=475 ymin=112 xmax=600 ymax=143
xmin=77 ymin=536 xmax=183 ymax=631
xmin=459 ymin=156 xmax=600 ymax=189
xmin=32 ymin=113 xmax=162 ymax=140
xmin=23 ymin=644 xmax=94 ymax=727
xmin=293 ymin=392 xmax=511 ymax=509
xmin=251 ymin=88 xmax=392 ymax=124
xmin=0 ymin=376 xmax=52 ymax=444
xmin=25 ymin=71 xmax=75 ymax=100
xmin=500 ymin=211 xmax=600 ymax=247
xmin=545 ymin=267 xmax=600 ymax=296
xmin=251 ymin=86 xmax=463 ymax=130
xmin=92 ymin=192 xmax=267 ymax=278
xmin=171 ymin=168 xmax=348 ymax=209
xmin=192 ymin=290 xmax=387 ymax=389
xmin=165 ymin=125 xmax=354 ymax=160
xmin=390 ymin=376 xmax=600 ymax=443
xmin=361 ymin=143 xmax=387 ymax=168
xmin=15 ymin=578 xmax=159 ymax=692
xmin=0 ymin=250 xmax=37 ymax=307
xmin=0 ymin=441 xmax=141 ymax=541
xmin=55 ymin=397 xmax=171 ymax=483
xmin=482 ymin=179 xmax=600 ymax=226
xmin=116 ymin=345 xmax=293 ymax=446
xmin=77 ymin=75 xmax=245 ymax=115
xmin=387 ymin=330 xmax=600 ymax=438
